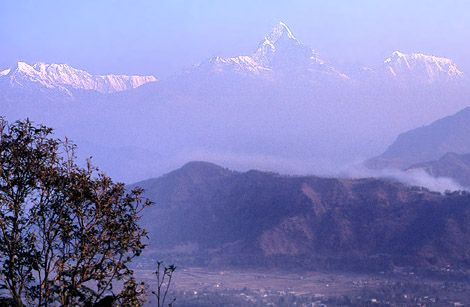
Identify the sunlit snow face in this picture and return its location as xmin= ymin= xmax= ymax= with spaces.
xmin=1 ymin=61 xmax=157 ymax=94
xmin=384 ymin=51 xmax=464 ymax=83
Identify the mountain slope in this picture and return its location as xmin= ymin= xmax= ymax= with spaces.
xmin=367 ymin=107 xmax=470 ymax=169
xmin=135 ymin=161 xmax=470 ymax=271
xmin=408 ymin=152 xmax=470 ymax=188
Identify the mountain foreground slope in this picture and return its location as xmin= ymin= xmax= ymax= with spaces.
xmin=135 ymin=161 xmax=470 ymax=273
xmin=367 ymin=107 xmax=470 ymax=170
xmin=407 ymin=152 xmax=470 ymax=188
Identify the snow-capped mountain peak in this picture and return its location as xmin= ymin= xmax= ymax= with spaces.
xmin=266 ymin=21 xmax=297 ymax=44
xmin=385 ymin=50 xmax=406 ymax=61
xmin=191 ymin=22 xmax=348 ymax=83
xmin=253 ymin=22 xmax=308 ymax=67
xmin=15 ymin=61 xmax=39 ymax=76
xmin=254 ymin=22 xmax=298 ymax=58
xmin=0 ymin=68 xmax=11 ymax=76
xmin=384 ymin=51 xmax=464 ymax=83
xmin=251 ymin=22 xmax=347 ymax=79
xmin=1 ymin=61 xmax=158 ymax=95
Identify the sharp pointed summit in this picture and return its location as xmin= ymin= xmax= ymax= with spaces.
xmin=266 ymin=21 xmax=297 ymax=43
xmin=253 ymin=22 xmax=306 ymax=67
xmin=250 ymin=22 xmax=348 ymax=80
xmin=191 ymin=22 xmax=348 ymax=83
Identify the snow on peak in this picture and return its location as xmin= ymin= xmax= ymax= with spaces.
xmin=4 ymin=61 xmax=158 ymax=94
xmin=250 ymin=23 xmax=348 ymax=80
xmin=15 ymin=61 xmax=37 ymax=74
xmin=384 ymin=51 xmax=463 ymax=83
xmin=0 ymin=68 xmax=11 ymax=76
xmin=390 ymin=50 xmax=406 ymax=59
xmin=253 ymin=22 xmax=305 ymax=66
xmin=266 ymin=21 xmax=297 ymax=43
xmin=196 ymin=55 xmax=270 ymax=76
xmin=194 ymin=22 xmax=348 ymax=81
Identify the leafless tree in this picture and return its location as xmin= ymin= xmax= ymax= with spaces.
xmin=152 ymin=261 xmax=176 ymax=307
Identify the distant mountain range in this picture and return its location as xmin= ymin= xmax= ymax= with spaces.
xmin=1 ymin=22 xmax=465 ymax=99
xmin=2 ymin=22 xmax=470 ymax=183
xmin=135 ymin=161 xmax=470 ymax=272
xmin=0 ymin=61 xmax=157 ymax=97
xmin=184 ymin=22 xmax=464 ymax=87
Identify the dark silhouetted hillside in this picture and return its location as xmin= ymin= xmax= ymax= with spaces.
xmin=134 ymin=162 xmax=470 ymax=272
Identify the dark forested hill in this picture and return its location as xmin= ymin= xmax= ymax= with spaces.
xmin=135 ymin=161 xmax=470 ymax=272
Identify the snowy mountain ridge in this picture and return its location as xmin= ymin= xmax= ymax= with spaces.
xmin=0 ymin=61 xmax=157 ymax=95
xmin=383 ymin=51 xmax=464 ymax=83
xmin=1 ymin=23 xmax=466 ymax=98
xmin=191 ymin=23 xmax=462 ymax=84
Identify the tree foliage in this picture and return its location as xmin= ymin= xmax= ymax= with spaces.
xmin=0 ymin=118 xmax=151 ymax=306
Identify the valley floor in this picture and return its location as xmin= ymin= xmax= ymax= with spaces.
xmin=136 ymin=267 xmax=470 ymax=306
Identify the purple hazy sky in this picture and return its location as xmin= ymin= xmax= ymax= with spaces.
xmin=1 ymin=0 xmax=469 ymax=78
